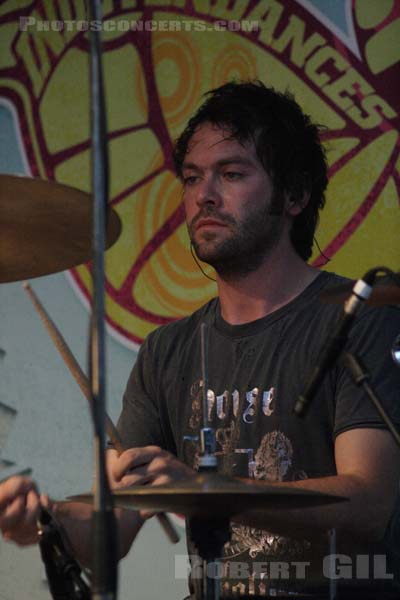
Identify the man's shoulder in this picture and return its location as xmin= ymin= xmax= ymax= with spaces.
xmin=315 ymin=270 xmax=400 ymax=341
xmin=145 ymin=297 xmax=218 ymax=350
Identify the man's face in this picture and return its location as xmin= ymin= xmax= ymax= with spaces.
xmin=181 ymin=122 xmax=288 ymax=276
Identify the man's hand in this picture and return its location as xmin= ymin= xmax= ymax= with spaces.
xmin=106 ymin=446 xmax=195 ymax=518
xmin=0 ymin=476 xmax=49 ymax=546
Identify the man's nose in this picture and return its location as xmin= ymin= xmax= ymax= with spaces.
xmin=196 ymin=175 xmax=221 ymax=207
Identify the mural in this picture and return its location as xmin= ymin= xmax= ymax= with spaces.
xmin=0 ymin=0 xmax=399 ymax=351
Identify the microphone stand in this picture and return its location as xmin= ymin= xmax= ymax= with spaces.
xmin=88 ymin=1 xmax=118 ymax=598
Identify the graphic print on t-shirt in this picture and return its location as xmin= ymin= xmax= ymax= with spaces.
xmin=186 ymin=378 xmax=312 ymax=596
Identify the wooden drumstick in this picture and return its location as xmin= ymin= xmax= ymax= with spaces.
xmin=23 ymin=281 xmax=179 ymax=544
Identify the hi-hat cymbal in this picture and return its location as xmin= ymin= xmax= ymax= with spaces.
xmin=68 ymin=472 xmax=346 ymax=517
xmin=0 ymin=174 xmax=121 ymax=283
xmin=320 ymin=277 xmax=400 ymax=307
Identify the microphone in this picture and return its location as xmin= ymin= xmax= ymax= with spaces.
xmin=391 ymin=333 xmax=400 ymax=367
xmin=293 ymin=272 xmax=376 ymax=417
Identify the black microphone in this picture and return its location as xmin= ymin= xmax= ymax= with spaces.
xmin=294 ymin=272 xmax=376 ymax=417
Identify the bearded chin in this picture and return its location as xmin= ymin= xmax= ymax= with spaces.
xmin=189 ymin=199 xmax=286 ymax=278
xmin=192 ymin=230 xmax=278 ymax=278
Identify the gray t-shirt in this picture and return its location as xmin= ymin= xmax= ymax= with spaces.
xmin=116 ymin=271 xmax=400 ymax=597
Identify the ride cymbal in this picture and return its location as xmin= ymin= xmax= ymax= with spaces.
xmin=68 ymin=472 xmax=346 ymax=518
xmin=0 ymin=174 xmax=121 ymax=283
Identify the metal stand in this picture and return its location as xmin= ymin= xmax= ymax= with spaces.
xmin=38 ymin=507 xmax=91 ymax=600
xmin=189 ymin=322 xmax=229 ymax=600
xmin=188 ymin=516 xmax=230 ymax=600
xmin=88 ymin=1 xmax=117 ymax=598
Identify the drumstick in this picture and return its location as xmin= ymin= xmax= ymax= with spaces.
xmin=23 ymin=281 xmax=179 ymax=544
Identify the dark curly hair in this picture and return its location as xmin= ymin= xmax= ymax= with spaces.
xmin=173 ymin=81 xmax=328 ymax=261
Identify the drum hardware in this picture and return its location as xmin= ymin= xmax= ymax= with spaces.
xmin=23 ymin=282 xmax=179 ymax=546
xmin=216 ymin=448 xmax=256 ymax=478
xmin=37 ymin=506 xmax=91 ymax=600
xmin=198 ymin=322 xmax=218 ymax=470
xmin=68 ymin=473 xmax=346 ymax=517
xmin=177 ymin=322 xmax=345 ymax=599
xmin=328 ymin=528 xmax=337 ymax=600
xmin=188 ymin=515 xmax=230 ymax=600
xmin=0 ymin=169 xmax=120 ymax=597
xmin=69 ymin=475 xmax=346 ymax=597
xmin=193 ymin=321 xmax=221 ymax=600
xmin=69 ymin=477 xmax=346 ymax=596
xmin=69 ymin=476 xmax=346 ymax=600
xmin=85 ymin=2 xmax=116 ymax=596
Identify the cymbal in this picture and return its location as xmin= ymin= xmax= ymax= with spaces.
xmin=68 ymin=472 xmax=346 ymax=517
xmin=0 ymin=174 xmax=121 ymax=283
xmin=320 ymin=277 xmax=400 ymax=307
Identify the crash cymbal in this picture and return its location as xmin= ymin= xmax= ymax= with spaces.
xmin=320 ymin=276 xmax=400 ymax=307
xmin=0 ymin=174 xmax=121 ymax=283
xmin=68 ymin=472 xmax=346 ymax=517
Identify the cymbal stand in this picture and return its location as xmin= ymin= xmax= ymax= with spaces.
xmin=188 ymin=322 xmax=230 ymax=600
xmin=88 ymin=1 xmax=117 ymax=598
xmin=188 ymin=515 xmax=230 ymax=600
xmin=198 ymin=322 xmax=217 ymax=472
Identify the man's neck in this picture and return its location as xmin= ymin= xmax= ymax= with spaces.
xmin=216 ymin=243 xmax=320 ymax=325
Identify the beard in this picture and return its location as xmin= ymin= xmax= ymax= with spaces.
xmin=188 ymin=200 xmax=285 ymax=278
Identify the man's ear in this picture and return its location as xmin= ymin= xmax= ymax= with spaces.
xmin=286 ymin=191 xmax=310 ymax=216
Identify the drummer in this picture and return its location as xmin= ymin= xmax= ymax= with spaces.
xmin=1 ymin=81 xmax=400 ymax=599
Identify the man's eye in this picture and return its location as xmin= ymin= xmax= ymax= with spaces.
xmin=183 ymin=175 xmax=198 ymax=186
xmin=224 ymin=172 xmax=243 ymax=181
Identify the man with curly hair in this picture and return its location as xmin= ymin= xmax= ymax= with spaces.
xmin=2 ymin=81 xmax=400 ymax=599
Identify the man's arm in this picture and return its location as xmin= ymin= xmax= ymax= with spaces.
xmin=86 ymin=430 xmax=400 ymax=547
xmin=3 ymin=429 xmax=397 ymax=562
xmin=50 ymin=446 xmax=196 ymax=563
xmin=0 ymin=449 xmax=147 ymax=566
xmin=50 ymin=447 xmax=147 ymax=566
xmin=90 ymin=430 xmax=400 ymax=545
xmin=235 ymin=427 xmax=400 ymax=543
xmin=50 ymin=503 xmax=143 ymax=566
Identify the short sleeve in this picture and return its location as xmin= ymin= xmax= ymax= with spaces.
xmin=334 ymin=305 xmax=400 ymax=438
xmin=115 ymin=334 xmax=167 ymax=450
